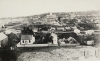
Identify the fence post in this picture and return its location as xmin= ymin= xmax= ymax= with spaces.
xmin=95 ymin=49 xmax=100 ymax=58
xmin=84 ymin=49 xmax=89 ymax=58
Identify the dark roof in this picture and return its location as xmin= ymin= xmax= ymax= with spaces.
xmin=21 ymin=35 xmax=32 ymax=40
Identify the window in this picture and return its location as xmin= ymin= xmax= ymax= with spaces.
xmin=29 ymin=40 xmax=31 ymax=43
xmin=23 ymin=40 xmax=24 ymax=43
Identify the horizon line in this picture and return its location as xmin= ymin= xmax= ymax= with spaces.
xmin=0 ymin=10 xmax=100 ymax=19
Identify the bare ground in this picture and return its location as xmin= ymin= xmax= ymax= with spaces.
xmin=16 ymin=46 xmax=100 ymax=61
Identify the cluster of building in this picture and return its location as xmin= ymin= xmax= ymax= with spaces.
xmin=0 ymin=12 xmax=100 ymax=50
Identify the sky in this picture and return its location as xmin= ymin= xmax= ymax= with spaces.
xmin=0 ymin=0 xmax=100 ymax=18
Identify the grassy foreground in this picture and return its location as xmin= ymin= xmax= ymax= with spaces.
xmin=17 ymin=46 xmax=100 ymax=61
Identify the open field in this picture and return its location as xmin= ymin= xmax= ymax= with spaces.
xmin=0 ymin=46 xmax=100 ymax=61
xmin=16 ymin=46 xmax=100 ymax=61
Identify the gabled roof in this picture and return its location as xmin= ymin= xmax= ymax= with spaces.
xmin=21 ymin=35 xmax=32 ymax=40
xmin=0 ymin=32 xmax=7 ymax=41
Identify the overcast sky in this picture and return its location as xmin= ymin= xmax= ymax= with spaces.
xmin=0 ymin=0 xmax=100 ymax=18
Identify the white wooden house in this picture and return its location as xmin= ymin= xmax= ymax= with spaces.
xmin=20 ymin=35 xmax=35 ymax=44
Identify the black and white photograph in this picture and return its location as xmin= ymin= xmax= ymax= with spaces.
xmin=0 ymin=0 xmax=100 ymax=61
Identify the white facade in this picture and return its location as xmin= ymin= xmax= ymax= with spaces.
xmin=20 ymin=35 xmax=35 ymax=44
xmin=51 ymin=33 xmax=58 ymax=44
xmin=46 ymin=13 xmax=57 ymax=21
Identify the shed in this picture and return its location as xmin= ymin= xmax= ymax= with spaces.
xmin=51 ymin=33 xmax=58 ymax=44
xmin=56 ymin=26 xmax=65 ymax=31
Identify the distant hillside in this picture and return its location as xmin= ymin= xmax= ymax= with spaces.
xmin=39 ymin=10 xmax=100 ymax=20
xmin=0 ymin=10 xmax=100 ymax=19
xmin=0 ymin=10 xmax=100 ymax=27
